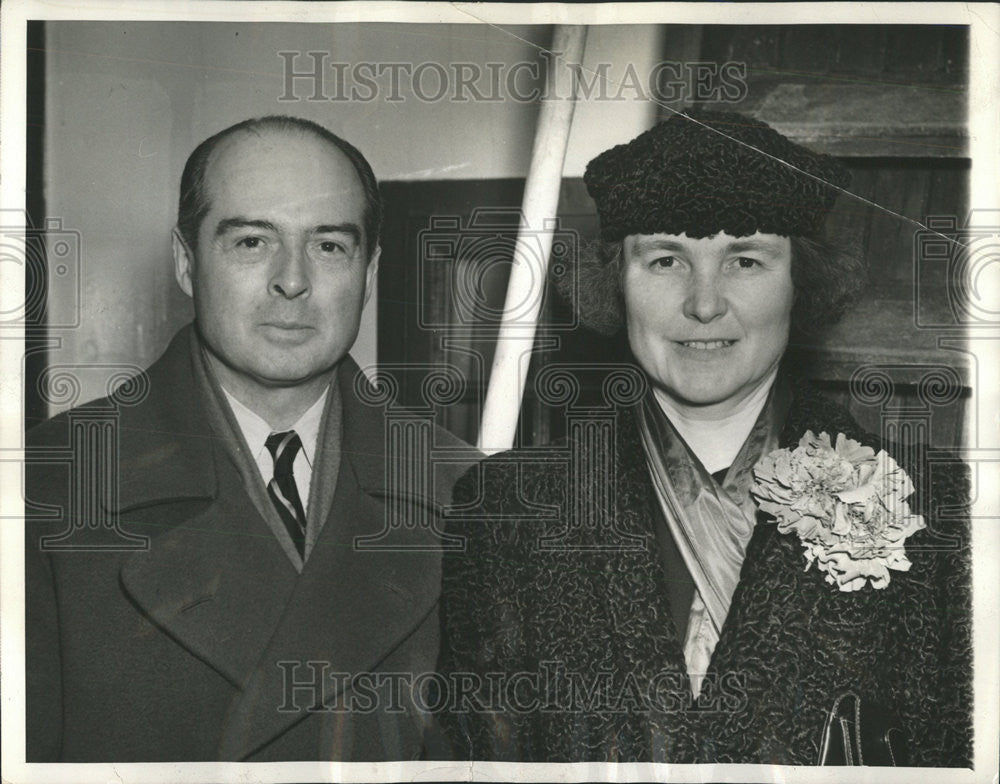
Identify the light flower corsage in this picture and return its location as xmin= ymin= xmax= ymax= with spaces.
xmin=751 ymin=431 xmax=925 ymax=592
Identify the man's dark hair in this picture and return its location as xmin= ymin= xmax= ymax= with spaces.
xmin=555 ymin=230 xmax=866 ymax=338
xmin=176 ymin=115 xmax=382 ymax=257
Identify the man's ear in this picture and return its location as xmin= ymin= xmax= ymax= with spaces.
xmin=172 ymin=228 xmax=195 ymax=298
xmin=363 ymin=244 xmax=380 ymax=306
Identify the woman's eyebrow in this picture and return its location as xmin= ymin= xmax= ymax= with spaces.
xmin=725 ymin=238 xmax=784 ymax=254
xmin=631 ymin=238 xmax=688 ymax=253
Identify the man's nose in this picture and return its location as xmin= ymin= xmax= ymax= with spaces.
xmin=269 ymin=243 xmax=310 ymax=299
xmin=682 ymin=270 xmax=727 ymax=323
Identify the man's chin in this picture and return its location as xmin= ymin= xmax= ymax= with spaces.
xmin=215 ymin=353 xmax=343 ymax=392
xmin=249 ymin=364 xmax=340 ymax=389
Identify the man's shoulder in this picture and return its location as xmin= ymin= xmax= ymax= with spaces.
xmin=27 ymin=395 xmax=110 ymax=446
xmin=28 ymin=324 xmax=200 ymax=437
xmin=25 ymin=324 xmax=208 ymax=505
xmin=337 ymin=356 xmax=483 ymax=506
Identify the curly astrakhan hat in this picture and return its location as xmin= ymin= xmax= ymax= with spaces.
xmin=583 ymin=109 xmax=851 ymax=242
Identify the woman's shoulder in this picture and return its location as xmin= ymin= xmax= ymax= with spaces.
xmin=446 ymin=418 xmax=639 ymax=554
xmin=451 ymin=424 xmax=622 ymax=507
xmin=781 ymin=375 xmax=872 ymax=448
xmin=446 ymin=442 xmax=568 ymax=555
xmin=452 ymin=444 xmax=564 ymax=503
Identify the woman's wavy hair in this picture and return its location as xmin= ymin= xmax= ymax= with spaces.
xmin=554 ymin=227 xmax=866 ymax=338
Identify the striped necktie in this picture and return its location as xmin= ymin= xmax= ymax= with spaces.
xmin=265 ymin=430 xmax=308 ymax=558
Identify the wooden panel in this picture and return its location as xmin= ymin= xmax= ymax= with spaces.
xmin=707 ymin=24 xmax=968 ymax=85
xmin=744 ymin=83 xmax=967 ymax=157
xmin=778 ymin=26 xmax=836 ymax=75
xmin=699 ymin=25 xmax=781 ymax=68
xmin=828 ymin=27 xmax=886 ymax=76
xmin=839 ymin=159 xmax=969 ymax=288
xmin=884 ymin=26 xmax=949 ymax=76
xmin=686 ymin=25 xmax=968 ymax=158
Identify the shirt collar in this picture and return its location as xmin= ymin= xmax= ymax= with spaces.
xmin=221 ymin=386 xmax=329 ymax=469
xmin=652 ymin=368 xmax=777 ymax=475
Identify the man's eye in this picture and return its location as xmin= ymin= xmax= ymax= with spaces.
xmin=236 ymin=236 xmax=264 ymax=250
xmin=318 ymin=240 xmax=344 ymax=254
xmin=650 ymin=255 xmax=677 ymax=269
xmin=736 ymin=256 xmax=760 ymax=269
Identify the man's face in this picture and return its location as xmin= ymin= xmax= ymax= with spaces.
xmin=174 ymin=129 xmax=378 ymax=394
xmin=622 ymin=231 xmax=794 ymax=417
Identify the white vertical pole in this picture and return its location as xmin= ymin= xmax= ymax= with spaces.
xmin=477 ymin=25 xmax=588 ymax=454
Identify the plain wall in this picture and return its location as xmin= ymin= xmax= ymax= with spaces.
xmin=42 ymin=21 xmax=661 ymax=413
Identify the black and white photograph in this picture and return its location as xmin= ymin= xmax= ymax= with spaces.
xmin=1 ymin=2 xmax=997 ymax=782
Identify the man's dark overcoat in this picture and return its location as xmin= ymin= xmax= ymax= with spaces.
xmin=26 ymin=325 xmax=470 ymax=761
xmin=438 ymin=375 xmax=972 ymax=766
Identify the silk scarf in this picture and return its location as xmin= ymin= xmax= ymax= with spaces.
xmin=635 ymin=376 xmax=789 ymax=696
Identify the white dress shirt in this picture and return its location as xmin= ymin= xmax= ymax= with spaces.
xmin=221 ymin=387 xmax=329 ymax=514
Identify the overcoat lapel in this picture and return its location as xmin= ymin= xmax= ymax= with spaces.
xmin=217 ymin=358 xmax=445 ymax=759
xmin=604 ymin=408 xmax=692 ymax=669
xmin=119 ymin=465 xmax=300 ymax=687
xmin=116 ymin=326 xmax=299 ymax=687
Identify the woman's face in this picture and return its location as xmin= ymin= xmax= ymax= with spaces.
xmin=622 ymin=231 xmax=794 ymax=419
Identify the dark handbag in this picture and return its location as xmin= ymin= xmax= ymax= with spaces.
xmin=818 ymin=692 xmax=909 ymax=766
